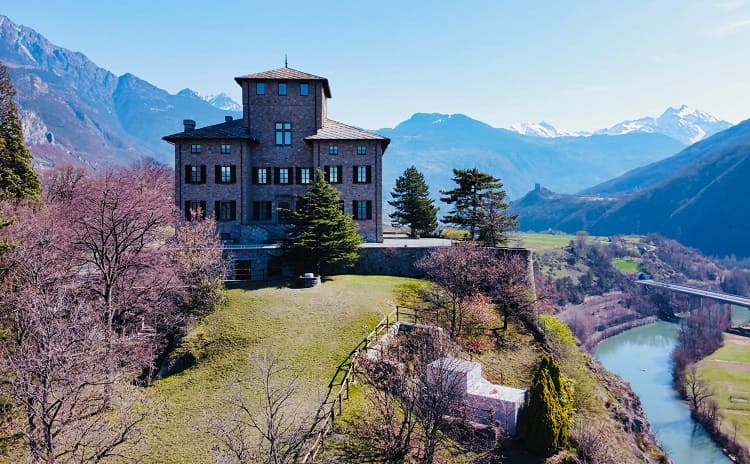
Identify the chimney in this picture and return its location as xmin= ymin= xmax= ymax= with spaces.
xmin=183 ymin=119 xmax=196 ymax=132
xmin=225 ymin=116 xmax=233 ymax=122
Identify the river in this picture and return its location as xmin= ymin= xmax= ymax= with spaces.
xmin=594 ymin=321 xmax=731 ymax=464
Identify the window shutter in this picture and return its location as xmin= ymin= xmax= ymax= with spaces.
xmin=366 ymin=166 xmax=372 ymax=184
xmin=274 ymin=167 xmax=280 ymax=185
xmin=352 ymin=166 xmax=358 ymax=184
xmin=200 ymin=165 xmax=207 ymax=184
xmin=366 ymin=200 xmax=372 ymax=220
xmin=215 ymin=165 xmax=221 ymax=184
xmin=288 ymin=167 xmax=294 ymax=184
xmin=231 ymin=165 xmax=237 ymax=184
xmin=324 ymin=166 xmax=330 ymax=183
xmin=352 ymin=201 xmax=357 ymax=219
xmin=214 ymin=201 xmax=220 ymax=220
xmin=295 ymin=167 xmax=302 ymax=184
xmin=265 ymin=167 xmax=272 ymax=184
xmin=199 ymin=201 xmax=207 ymax=219
xmin=265 ymin=202 xmax=272 ymax=220
xmin=185 ymin=165 xmax=192 ymax=184
xmin=252 ymin=167 xmax=258 ymax=184
xmin=252 ymin=202 xmax=259 ymax=220
xmin=230 ymin=201 xmax=236 ymax=221
xmin=338 ymin=165 xmax=343 ymax=184
xmin=184 ymin=201 xmax=191 ymax=220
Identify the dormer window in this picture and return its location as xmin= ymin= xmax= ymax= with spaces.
xmin=300 ymin=83 xmax=309 ymax=96
xmin=256 ymin=82 xmax=265 ymax=95
xmin=278 ymin=83 xmax=287 ymax=96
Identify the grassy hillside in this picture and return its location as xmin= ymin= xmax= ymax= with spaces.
xmin=130 ymin=275 xmax=424 ymax=463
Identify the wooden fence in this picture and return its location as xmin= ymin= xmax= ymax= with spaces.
xmin=297 ymin=305 xmax=439 ymax=463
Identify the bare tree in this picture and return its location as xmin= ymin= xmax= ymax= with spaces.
xmin=41 ymin=163 xmax=87 ymax=204
xmin=172 ymin=214 xmax=228 ymax=317
xmin=0 ymin=287 xmax=146 ymax=463
xmin=211 ymin=355 xmax=309 ymax=464
xmin=68 ymin=167 xmax=179 ymax=335
xmin=685 ymin=366 xmax=714 ymax=415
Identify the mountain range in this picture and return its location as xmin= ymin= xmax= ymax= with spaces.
xmin=510 ymin=105 xmax=731 ymax=145
xmin=0 ymin=14 xmax=239 ymax=169
xmin=512 ymin=118 xmax=750 ymax=257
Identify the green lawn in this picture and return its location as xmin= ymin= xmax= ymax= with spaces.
xmin=612 ymin=257 xmax=641 ymax=273
xmin=130 ymin=275 xmax=424 ymax=463
xmin=698 ymin=334 xmax=750 ymax=450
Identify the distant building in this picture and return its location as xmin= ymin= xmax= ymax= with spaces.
xmin=163 ymin=67 xmax=390 ymax=244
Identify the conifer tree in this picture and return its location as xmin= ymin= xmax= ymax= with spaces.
xmin=520 ymin=354 xmax=573 ymax=457
xmin=478 ymin=190 xmax=517 ymax=246
xmin=280 ymin=169 xmax=361 ymax=275
xmin=388 ymin=165 xmax=438 ymax=238
xmin=440 ymin=168 xmax=510 ymax=240
xmin=0 ymin=61 xmax=41 ymax=201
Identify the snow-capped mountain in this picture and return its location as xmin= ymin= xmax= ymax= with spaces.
xmin=203 ymin=92 xmax=242 ymax=112
xmin=595 ymin=105 xmax=731 ymax=145
xmin=508 ymin=121 xmax=586 ymax=138
xmin=509 ymin=105 xmax=731 ymax=145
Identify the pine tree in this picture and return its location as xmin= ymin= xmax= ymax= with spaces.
xmin=520 ymin=354 xmax=573 ymax=457
xmin=478 ymin=190 xmax=517 ymax=246
xmin=388 ymin=165 xmax=438 ymax=238
xmin=280 ymin=169 xmax=361 ymax=275
xmin=0 ymin=61 xmax=41 ymax=201
xmin=440 ymin=168 xmax=504 ymax=240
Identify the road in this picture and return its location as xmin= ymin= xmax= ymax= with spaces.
xmin=635 ymin=279 xmax=750 ymax=308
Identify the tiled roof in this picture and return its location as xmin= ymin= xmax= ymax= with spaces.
xmin=305 ymin=119 xmax=390 ymax=150
xmin=162 ymin=118 xmax=256 ymax=142
xmin=234 ymin=67 xmax=331 ymax=97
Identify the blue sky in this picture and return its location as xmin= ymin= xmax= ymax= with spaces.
xmin=3 ymin=0 xmax=750 ymax=131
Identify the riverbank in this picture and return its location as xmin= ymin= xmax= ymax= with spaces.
xmin=557 ymin=291 xmax=660 ymax=351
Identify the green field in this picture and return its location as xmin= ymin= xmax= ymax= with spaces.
xmin=698 ymin=334 xmax=750 ymax=451
xmin=130 ymin=275 xmax=423 ymax=463
xmin=511 ymin=232 xmax=607 ymax=252
xmin=612 ymin=257 xmax=641 ymax=273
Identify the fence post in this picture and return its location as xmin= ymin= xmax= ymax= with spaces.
xmin=396 ymin=305 xmax=400 ymax=321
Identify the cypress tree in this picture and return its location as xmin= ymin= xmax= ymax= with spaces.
xmin=388 ymin=165 xmax=438 ymax=238
xmin=520 ymin=354 xmax=573 ymax=457
xmin=0 ymin=61 xmax=41 ymax=201
xmin=280 ymin=169 xmax=361 ymax=275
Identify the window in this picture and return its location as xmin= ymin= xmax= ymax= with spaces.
xmin=252 ymin=201 xmax=273 ymax=221
xmin=296 ymin=167 xmax=312 ymax=185
xmin=215 ymin=201 xmax=237 ymax=222
xmin=191 ymin=144 xmax=201 ymax=153
xmin=253 ymin=167 xmax=271 ymax=184
xmin=325 ymin=165 xmax=342 ymax=184
xmin=274 ymin=167 xmax=291 ymax=185
xmin=354 ymin=165 xmax=371 ymax=184
xmin=185 ymin=164 xmax=206 ymax=184
xmin=220 ymin=144 xmax=231 ymax=154
xmin=278 ymin=82 xmax=287 ymax=95
xmin=256 ymin=82 xmax=265 ymax=95
xmin=277 ymin=201 xmax=291 ymax=223
xmin=300 ymin=83 xmax=309 ymax=96
xmin=184 ymin=200 xmax=206 ymax=221
xmin=275 ymin=122 xmax=292 ymax=145
xmin=356 ymin=145 xmax=367 ymax=155
xmin=328 ymin=145 xmax=339 ymax=155
xmin=216 ymin=165 xmax=236 ymax=184
xmin=353 ymin=200 xmax=372 ymax=220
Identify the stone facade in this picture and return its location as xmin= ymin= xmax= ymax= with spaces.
xmin=164 ymin=67 xmax=389 ymax=245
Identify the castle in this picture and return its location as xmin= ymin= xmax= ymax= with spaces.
xmin=163 ymin=66 xmax=390 ymax=246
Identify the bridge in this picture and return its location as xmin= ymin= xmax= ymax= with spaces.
xmin=635 ymin=279 xmax=750 ymax=308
